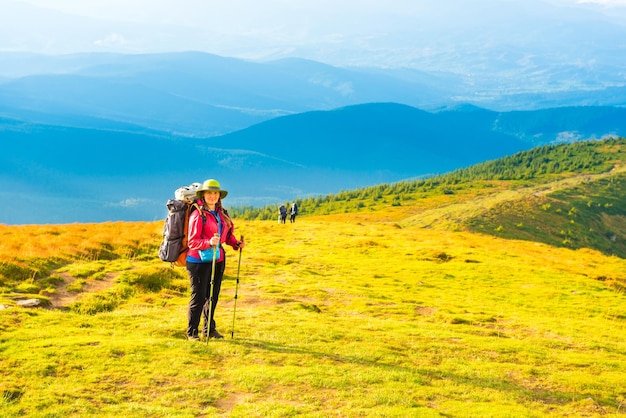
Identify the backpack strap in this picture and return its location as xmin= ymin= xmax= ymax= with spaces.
xmin=193 ymin=202 xmax=205 ymax=224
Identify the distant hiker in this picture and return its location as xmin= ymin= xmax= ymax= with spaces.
xmin=278 ymin=204 xmax=287 ymax=224
xmin=289 ymin=202 xmax=298 ymax=223
xmin=185 ymin=179 xmax=244 ymax=341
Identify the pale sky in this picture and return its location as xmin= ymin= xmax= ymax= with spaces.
xmin=10 ymin=0 xmax=626 ymax=20
xmin=2 ymin=0 xmax=626 ymax=69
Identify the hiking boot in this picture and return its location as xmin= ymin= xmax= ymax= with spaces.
xmin=187 ymin=334 xmax=200 ymax=341
xmin=208 ymin=329 xmax=224 ymax=339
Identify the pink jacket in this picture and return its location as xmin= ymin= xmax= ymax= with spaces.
xmin=187 ymin=205 xmax=240 ymax=262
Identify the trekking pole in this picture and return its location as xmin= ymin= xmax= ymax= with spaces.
xmin=230 ymin=235 xmax=244 ymax=339
xmin=206 ymin=233 xmax=219 ymax=345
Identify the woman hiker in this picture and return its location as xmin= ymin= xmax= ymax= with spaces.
xmin=185 ymin=179 xmax=244 ymax=341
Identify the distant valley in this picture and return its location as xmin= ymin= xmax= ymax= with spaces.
xmin=2 ymin=102 xmax=626 ymax=225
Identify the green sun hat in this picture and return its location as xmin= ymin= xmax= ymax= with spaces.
xmin=196 ymin=179 xmax=228 ymax=199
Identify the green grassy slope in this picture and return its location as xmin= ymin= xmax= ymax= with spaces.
xmin=465 ymin=171 xmax=626 ymax=257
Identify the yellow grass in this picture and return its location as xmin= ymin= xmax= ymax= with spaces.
xmin=0 ymin=222 xmax=162 ymax=262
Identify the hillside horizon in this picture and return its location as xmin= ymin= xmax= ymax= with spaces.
xmin=2 ymin=137 xmax=624 ymax=259
xmin=235 ymin=137 xmax=626 ymax=259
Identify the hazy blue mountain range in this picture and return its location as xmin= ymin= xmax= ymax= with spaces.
xmin=2 ymin=103 xmax=626 ymax=225
xmin=1 ymin=52 xmax=626 ymax=141
xmin=0 ymin=52 xmax=450 ymax=137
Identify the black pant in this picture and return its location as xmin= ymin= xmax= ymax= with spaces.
xmin=186 ymin=259 xmax=225 ymax=337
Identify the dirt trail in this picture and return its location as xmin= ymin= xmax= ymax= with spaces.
xmin=402 ymin=164 xmax=625 ymax=229
xmin=47 ymin=271 xmax=119 ymax=309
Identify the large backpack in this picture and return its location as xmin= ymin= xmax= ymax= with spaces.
xmin=158 ymin=183 xmax=205 ymax=266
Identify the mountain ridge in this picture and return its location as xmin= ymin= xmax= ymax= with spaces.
xmin=2 ymin=103 xmax=626 ymax=225
xmin=2 ymin=51 xmax=626 ymax=140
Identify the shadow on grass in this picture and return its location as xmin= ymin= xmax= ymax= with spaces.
xmin=227 ymin=337 xmax=618 ymax=413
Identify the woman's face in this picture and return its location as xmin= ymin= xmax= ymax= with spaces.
xmin=203 ymin=191 xmax=220 ymax=206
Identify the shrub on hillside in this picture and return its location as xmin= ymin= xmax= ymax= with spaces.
xmin=115 ymin=266 xmax=181 ymax=292
xmin=0 ymin=262 xmax=36 ymax=283
xmin=70 ymin=284 xmax=134 ymax=315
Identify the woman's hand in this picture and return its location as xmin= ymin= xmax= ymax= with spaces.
xmin=209 ymin=234 xmax=220 ymax=247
